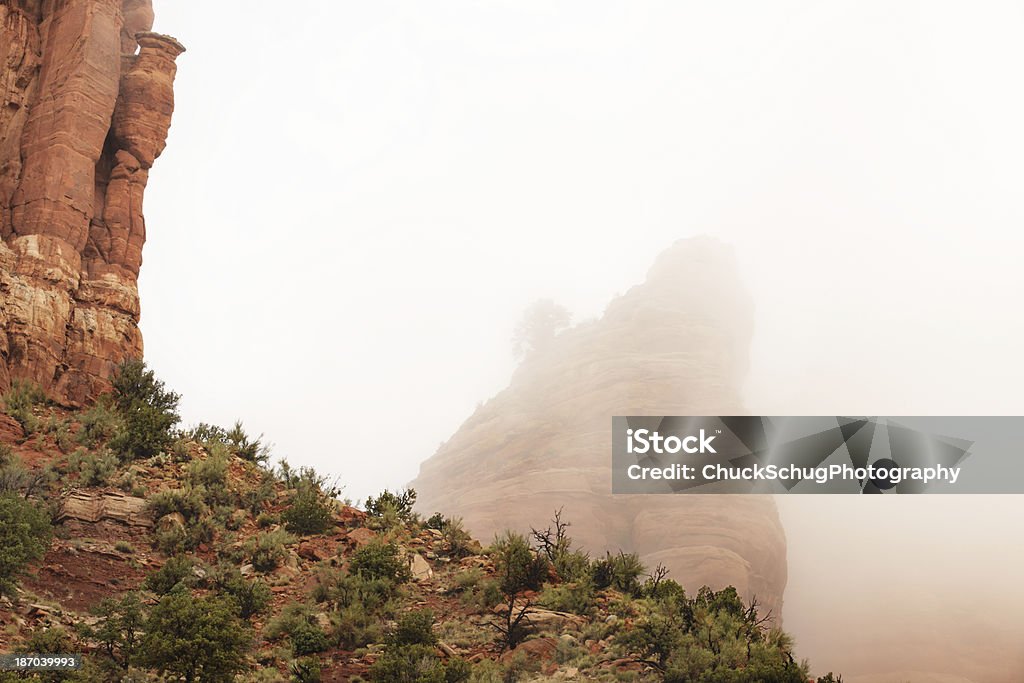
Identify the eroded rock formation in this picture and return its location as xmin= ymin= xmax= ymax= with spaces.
xmin=413 ymin=238 xmax=788 ymax=616
xmin=0 ymin=0 xmax=182 ymax=404
xmin=58 ymin=489 xmax=151 ymax=527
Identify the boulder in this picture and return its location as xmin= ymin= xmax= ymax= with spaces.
xmin=59 ymin=490 xmax=152 ymax=528
xmin=297 ymin=542 xmax=325 ymax=562
xmin=345 ymin=527 xmax=377 ymax=548
xmin=408 ymin=553 xmax=433 ymax=581
xmin=156 ymin=512 xmax=185 ymax=534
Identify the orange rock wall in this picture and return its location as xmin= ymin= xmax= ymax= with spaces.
xmin=0 ymin=0 xmax=182 ymax=404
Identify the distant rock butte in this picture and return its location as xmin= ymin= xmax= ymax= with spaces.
xmin=412 ymin=237 xmax=788 ymax=617
xmin=0 ymin=0 xmax=183 ymax=404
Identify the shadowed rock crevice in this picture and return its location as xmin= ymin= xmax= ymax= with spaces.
xmin=0 ymin=0 xmax=182 ymax=404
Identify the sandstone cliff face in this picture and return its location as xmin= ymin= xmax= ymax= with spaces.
xmin=413 ymin=238 xmax=788 ymax=616
xmin=0 ymin=0 xmax=182 ymax=404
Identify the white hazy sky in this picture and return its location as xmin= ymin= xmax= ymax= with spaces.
xmin=144 ymin=0 xmax=1024 ymax=503
xmin=142 ymin=3 xmax=1024 ymax=676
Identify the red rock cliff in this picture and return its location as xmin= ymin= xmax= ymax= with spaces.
xmin=412 ymin=238 xmax=788 ymax=617
xmin=0 ymin=0 xmax=182 ymax=404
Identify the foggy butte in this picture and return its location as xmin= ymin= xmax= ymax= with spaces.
xmin=0 ymin=0 xmax=184 ymax=405
xmin=412 ymin=236 xmax=788 ymax=618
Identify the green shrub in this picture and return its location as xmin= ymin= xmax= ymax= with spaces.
xmin=114 ymin=540 xmax=135 ymax=554
xmin=149 ymin=512 xmax=213 ymax=555
xmin=333 ymin=603 xmax=382 ymax=649
xmin=265 ymin=604 xmax=329 ymax=654
xmin=189 ymin=451 xmax=229 ymax=487
xmin=290 ymin=620 xmax=330 ymax=656
xmin=257 ymin=512 xmax=279 ymax=528
xmin=182 ymin=422 xmax=228 ymax=445
xmin=453 ymin=568 xmax=482 ymax=592
xmin=144 ymin=555 xmax=196 ymax=595
xmin=368 ymin=644 xmax=470 ymax=682
xmin=168 ymin=438 xmax=193 ymax=463
xmin=76 ymin=399 xmax=122 ymax=448
xmin=211 ymin=564 xmax=272 ymax=620
xmin=141 ymin=588 xmax=252 ymax=683
xmin=277 ymin=462 xmax=341 ymax=497
xmin=817 ymin=674 xmax=845 ymax=683
xmin=530 ymin=509 xmax=594 ymax=585
xmin=349 ymin=541 xmax=411 ymax=583
xmin=313 ymin=567 xmax=397 ymax=615
xmin=20 ymin=625 xmax=73 ymax=654
xmin=615 ymin=585 xmax=809 ymax=682
xmin=460 ymin=578 xmax=503 ymax=613
xmin=243 ymin=470 xmax=278 ymax=515
xmin=231 ymin=581 xmax=272 ymax=622
xmin=441 ymin=516 xmax=474 ymax=558
xmin=188 ymin=453 xmax=231 ymax=505
xmin=109 ymin=359 xmax=181 ymax=460
xmin=445 ymin=658 xmax=472 ymax=682
xmin=642 ymin=574 xmax=686 ymax=602
xmin=247 ymin=529 xmax=296 ymax=573
xmin=390 ymin=610 xmax=437 ymax=647
xmin=264 ymin=604 xmax=306 ymax=641
xmin=425 ymin=512 xmax=445 ymax=530
xmin=81 ymin=592 xmax=144 ymax=669
xmin=0 ymin=494 xmax=51 ymax=595
xmin=2 ymin=380 xmax=45 ymax=435
xmin=491 ymin=531 xmax=548 ymax=595
xmin=226 ymin=421 xmax=271 ymax=464
xmin=501 ymin=649 xmax=542 ymax=681
xmin=216 ymin=506 xmax=247 ymax=531
xmin=364 ymin=488 xmax=416 ymax=521
xmin=112 ymin=467 xmax=140 ymax=494
xmin=45 ymin=416 xmax=75 ymax=453
xmin=0 ymin=454 xmax=51 ymax=498
xmin=554 ymin=549 xmax=592 ymax=583
xmin=592 ymin=551 xmax=645 ymax=596
xmin=368 ymin=643 xmax=446 ymax=682
xmin=147 ymin=487 xmax=207 ymax=523
xmin=69 ymin=448 xmax=119 ymax=487
xmin=538 ymin=578 xmax=596 ymax=615
xmin=282 ymin=487 xmax=334 ymax=535
xmin=289 ymin=657 xmax=322 ymax=683
xmin=153 ymin=526 xmax=186 ymax=555
xmin=490 ymin=531 xmax=548 ymax=651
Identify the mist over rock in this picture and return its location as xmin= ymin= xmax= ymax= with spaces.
xmin=0 ymin=0 xmax=183 ymax=404
xmin=413 ymin=237 xmax=788 ymax=616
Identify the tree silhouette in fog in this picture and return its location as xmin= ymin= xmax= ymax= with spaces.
xmin=512 ymin=299 xmax=571 ymax=360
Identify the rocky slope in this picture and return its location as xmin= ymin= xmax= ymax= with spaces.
xmin=0 ymin=0 xmax=183 ymax=405
xmin=0 ymin=394 xmax=818 ymax=682
xmin=412 ymin=238 xmax=788 ymax=618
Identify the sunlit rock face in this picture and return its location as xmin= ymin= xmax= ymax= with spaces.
xmin=413 ymin=237 xmax=788 ymax=617
xmin=0 ymin=0 xmax=182 ymax=404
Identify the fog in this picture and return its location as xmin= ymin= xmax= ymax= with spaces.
xmin=143 ymin=1 xmax=1024 ymax=679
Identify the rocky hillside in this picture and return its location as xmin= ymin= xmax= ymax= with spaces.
xmin=0 ymin=364 xmax=830 ymax=682
xmin=412 ymin=238 xmax=788 ymax=619
xmin=1 ymin=0 xmax=183 ymax=405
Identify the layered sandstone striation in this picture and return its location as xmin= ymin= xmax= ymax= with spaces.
xmin=0 ymin=0 xmax=182 ymax=404
xmin=413 ymin=238 xmax=788 ymax=615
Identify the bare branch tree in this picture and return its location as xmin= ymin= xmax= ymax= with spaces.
xmin=530 ymin=507 xmax=571 ymax=564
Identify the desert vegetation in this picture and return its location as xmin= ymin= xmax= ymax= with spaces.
xmin=0 ymin=362 xmax=835 ymax=682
